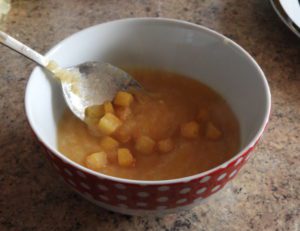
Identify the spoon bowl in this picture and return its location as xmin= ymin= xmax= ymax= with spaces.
xmin=62 ymin=61 xmax=141 ymax=120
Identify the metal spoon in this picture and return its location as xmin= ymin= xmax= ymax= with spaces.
xmin=0 ymin=31 xmax=141 ymax=121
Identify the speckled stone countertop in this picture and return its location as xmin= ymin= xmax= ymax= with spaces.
xmin=0 ymin=1 xmax=299 ymax=230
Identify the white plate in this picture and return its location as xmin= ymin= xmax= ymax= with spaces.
xmin=270 ymin=0 xmax=300 ymax=37
xmin=279 ymin=0 xmax=300 ymax=28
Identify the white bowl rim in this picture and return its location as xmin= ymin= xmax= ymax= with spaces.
xmin=25 ymin=17 xmax=271 ymax=185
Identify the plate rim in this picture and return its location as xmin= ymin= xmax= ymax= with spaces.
xmin=279 ymin=0 xmax=300 ymax=28
xmin=270 ymin=0 xmax=300 ymax=38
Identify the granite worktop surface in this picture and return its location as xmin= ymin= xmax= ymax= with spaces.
xmin=0 ymin=0 xmax=299 ymax=230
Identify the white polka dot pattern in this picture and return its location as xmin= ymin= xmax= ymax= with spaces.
xmin=179 ymin=187 xmax=191 ymax=194
xmin=116 ymin=195 xmax=127 ymax=201
xmin=234 ymin=157 xmax=243 ymax=166
xmin=245 ymin=153 xmax=252 ymax=161
xmin=211 ymin=185 xmax=221 ymax=192
xmin=44 ymin=139 xmax=255 ymax=212
xmin=217 ymin=173 xmax=227 ymax=181
xmin=137 ymin=192 xmax=149 ymax=198
xmin=196 ymin=187 xmax=207 ymax=194
xmin=114 ymin=183 xmax=126 ymax=189
xmin=157 ymin=197 xmax=169 ymax=202
xmin=52 ymin=163 xmax=60 ymax=171
xmin=200 ymin=176 xmax=211 ymax=183
xmin=176 ymin=198 xmax=187 ymax=204
xmin=80 ymin=182 xmax=90 ymax=190
xmin=64 ymin=169 xmax=72 ymax=176
xmin=194 ymin=197 xmax=203 ymax=203
xmin=97 ymin=184 xmax=108 ymax=191
xmin=229 ymin=169 xmax=238 ymax=178
xmin=158 ymin=186 xmax=170 ymax=191
xmin=67 ymin=179 xmax=76 ymax=186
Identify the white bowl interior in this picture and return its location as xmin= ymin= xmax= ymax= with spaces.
xmin=25 ymin=19 xmax=270 ymax=167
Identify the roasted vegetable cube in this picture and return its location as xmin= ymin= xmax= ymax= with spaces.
xmin=117 ymin=148 xmax=135 ymax=167
xmin=181 ymin=121 xmax=199 ymax=138
xmin=114 ymin=120 xmax=135 ymax=143
xmin=114 ymin=91 xmax=134 ymax=107
xmin=86 ymin=152 xmax=108 ymax=170
xmin=85 ymin=105 xmax=104 ymax=119
xmin=100 ymin=136 xmax=119 ymax=151
xmin=135 ymin=135 xmax=155 ymax=154
xmin=98 ymin=113 xmax=122 ymax=135
xmin=103 ymin=101 xmax=114 ymax=114
xmin=115 ymin=106 xmax=132 ymax=121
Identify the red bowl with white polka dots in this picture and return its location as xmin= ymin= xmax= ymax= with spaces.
xmin=25 ymin=18 xmax=271 ymax=215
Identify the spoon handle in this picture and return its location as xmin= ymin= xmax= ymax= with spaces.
xmin=0 ymin=31 xmax=49 ymax=67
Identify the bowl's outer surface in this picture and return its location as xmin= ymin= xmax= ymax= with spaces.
xmin=25 ymin=18 xmax=271 ymax=215
xmin=38 ymin=136 xmax=254 ymax=215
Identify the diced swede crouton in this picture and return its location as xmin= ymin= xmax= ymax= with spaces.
xmin=86 ymin=152 xmax=108 ymax=170
xmin=85 ymin=105 xmax=104 ymax=119
xmin=103 ymin=101 xmax=114 ymax=114
xmin=135 ymin=135 xmax=155 ymax=154
xmin=114 ymin=120 xmax=136 ymax=143
xmin=181 ymin=121 xmax=199 ymax=138
xmin=98 ymin=113 xmax=122 ymax=135
xmin=115 ymin=106 xmax=132 ymax=121
xmin=114 ymin=91 xmax=134 ymax=107
xmin=100 ymin=136 xmax=119 ymax=151
xmin=117 ymin=148 xmax=135 ymax=167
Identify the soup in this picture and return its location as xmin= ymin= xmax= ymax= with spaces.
xmin=57 ymin=68 xmax=240 ymax=180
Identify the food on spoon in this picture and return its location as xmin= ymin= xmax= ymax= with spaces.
xmin=98 ymin=113 xmax=122 ymax=135
xmin=103 ymin=101 xmax=114 ymax=114
xmin=114 ymin=91 xmax=134 ymax=107
xmin=115 ymin=106 xmax=132 ymax=121
xmin=46 ymin=60 xmax=80 ymax=94
xmin=85 ymin=105 xmax=105 ymax=119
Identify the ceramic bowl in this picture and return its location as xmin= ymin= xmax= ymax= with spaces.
xmin=25 ymin=18 xmax=271 ymax=215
